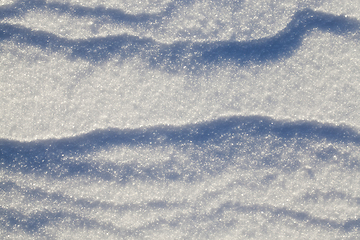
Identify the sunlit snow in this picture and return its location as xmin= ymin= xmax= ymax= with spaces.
xmin=1 ymin=0 xmax=360 ymax=239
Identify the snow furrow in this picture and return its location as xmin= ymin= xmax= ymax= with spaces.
xmin=2 ymin=0 xmax=360 ymax=239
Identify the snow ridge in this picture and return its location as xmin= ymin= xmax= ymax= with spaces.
xmin=0 ymin=9 xmax=359 ymax=69
xmin=2 ymin=116 xmax=360 ymax=238
xmin=2 ymin=1 xmax=360 ymax=239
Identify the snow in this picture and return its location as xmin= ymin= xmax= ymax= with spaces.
xmin=1 ymin=0 xmax=360 ymax=239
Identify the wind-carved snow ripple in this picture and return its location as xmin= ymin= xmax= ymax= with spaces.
xmin=0 ymin=0 xmax=183 ymax=24
xmin=0 ymin=8 xmax=359 ymax=71
xmin=2 ymin=2 xmax=360 ymax=238
xmin=2 ymin=116 xmax=360 ymax=237
xmin=1 ymin=116 xmax=360 ymax=180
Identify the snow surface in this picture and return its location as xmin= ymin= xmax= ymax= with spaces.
xmin=1 ymin=0 xmax=360 ymax=239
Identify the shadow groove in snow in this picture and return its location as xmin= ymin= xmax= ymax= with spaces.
xmin=2 ymin=115 xmax=360 ymax=149
xmin=0 ymin=204 xmax=188 ymax=237
xmin=0 ymin=9 xmax=358 ymax=67
xmin=0 ymin=23 xmax=156 ymax=62
xmin=195 ymin=9 xmax=360 ymax=64
xmin=301 ymin=189 xmax=360 ymax=206
xmin=0 ymin=0 xmax=191 ymax=23
xmin=209 ymin=202 xmax=360 ymax=232
xmin=1 ymin=115 xmax=360 ymax=181
xmin=0 ymin=206 xmax=126 ymax=235
xmin=0 ymin=180 xmax=184 ymax=216
xmin=2 ymin=201 xmax=359 ymax=236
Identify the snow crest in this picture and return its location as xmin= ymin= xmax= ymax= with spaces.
xmin=1 ymin=0 xmax=360 ymax=239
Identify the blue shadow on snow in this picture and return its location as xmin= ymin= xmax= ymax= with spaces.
xmin=1 ymin=115 xmax=360 ymax=182
xmin=0 ymin=9 xmax=358 ymax=68
xmin=0 ymin=0 xmax=192 ymax=24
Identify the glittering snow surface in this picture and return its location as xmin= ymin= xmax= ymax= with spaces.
xmin=1 ymin=0 xmax=360 ymax=239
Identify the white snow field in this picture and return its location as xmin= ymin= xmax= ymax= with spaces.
xmin=1 ymin=0 xmax=360 ymax=239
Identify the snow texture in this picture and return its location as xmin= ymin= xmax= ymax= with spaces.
xmin=1 ymin=0 xmax=360 ymax=239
